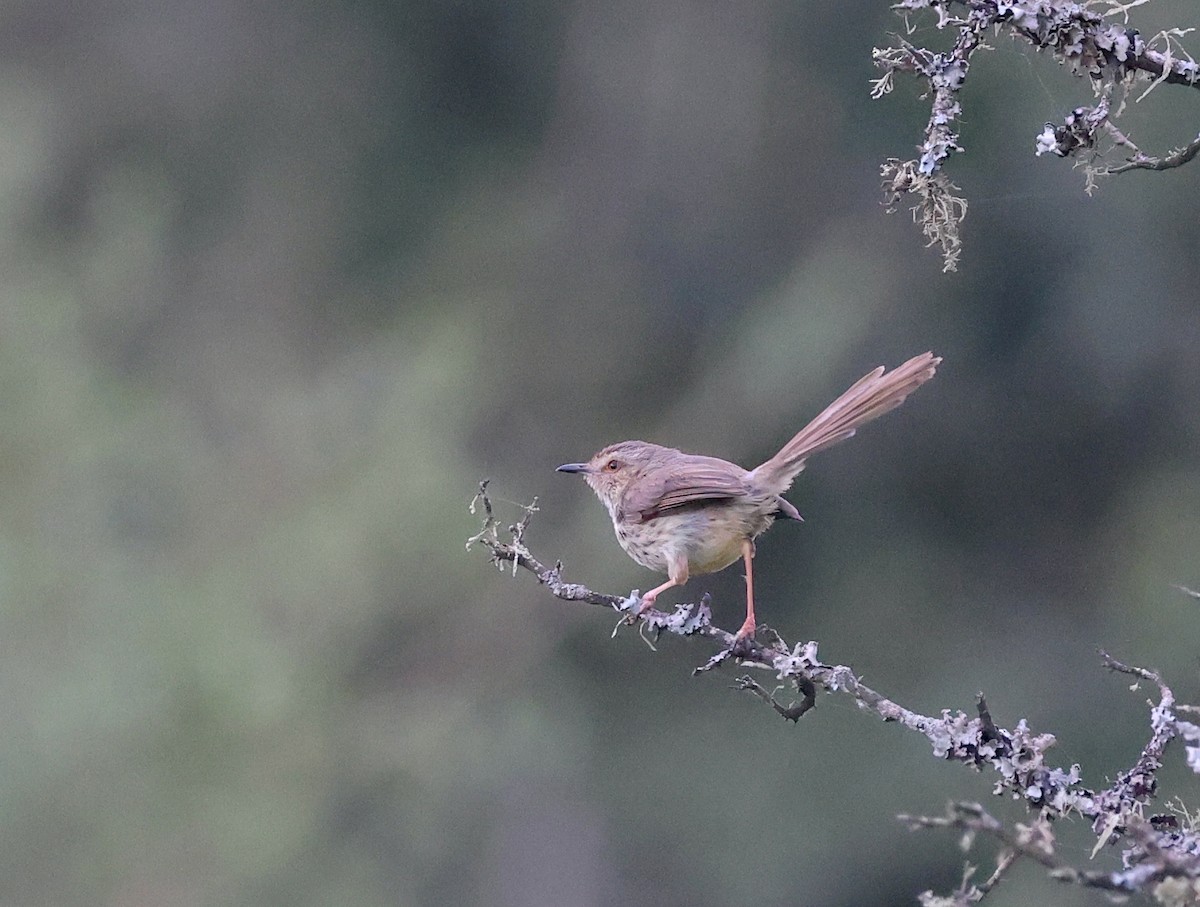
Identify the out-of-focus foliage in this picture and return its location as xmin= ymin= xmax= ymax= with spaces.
xmin=1 ymin=2 xmax=1198 ymax=905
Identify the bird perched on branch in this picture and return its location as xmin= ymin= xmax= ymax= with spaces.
xmin=557 ymin=351 xmax=940 ymax=639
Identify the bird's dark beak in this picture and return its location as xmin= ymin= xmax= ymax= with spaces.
xmin=556 ymin=462 xmax=590 ymax=474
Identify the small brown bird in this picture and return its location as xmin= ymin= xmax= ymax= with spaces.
xmin=557 ymin=351 xmax=939 ymax=639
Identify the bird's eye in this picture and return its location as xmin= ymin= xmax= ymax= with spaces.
xmin=604 ymin=459 xmax=620 ymax=472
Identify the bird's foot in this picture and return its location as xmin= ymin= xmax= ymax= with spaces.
xmin=694 ymin=630 xmax=760 ymax=673
xmin=617 ymin=590 xmax=641 ymax=614
xmin=612 ymin=591 xmax=663 ymax=650
xmin=626 ymin=590 xmax=656 ymax=623
xmin=734 ymin=616 xmax=758 ymax=641
xmin=612 ymin=591 xmax=655 ymax=632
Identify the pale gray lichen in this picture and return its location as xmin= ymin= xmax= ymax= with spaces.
xmin=872 ymin=0 xmax=1200 ymax=267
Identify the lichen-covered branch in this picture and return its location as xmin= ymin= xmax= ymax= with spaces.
xmin=881 ymin=159 xmax=968 ymax=273
xmin=873 ymin=0 xmax=1200 ymax=269
xmin=1102 ymin=131 xmax=1200 ymax=173
xmin=900 ymin=802 xmax=1193 ymax=902
xmin=469 ymin=485 xmax=1200 ymax=903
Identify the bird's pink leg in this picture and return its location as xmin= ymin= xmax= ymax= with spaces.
xmin=635 ymin=552 xmax=689 ymax=616
xmin=735 ymin=539 xmax=757 ymax=639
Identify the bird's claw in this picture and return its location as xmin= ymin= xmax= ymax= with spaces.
xmin=615 ymin=590 xmax=641 ymax=618
xmin=621 ymin=589 xmax=654 ymax=624
xmin=729 ymin=633 xmax=759 ymax=658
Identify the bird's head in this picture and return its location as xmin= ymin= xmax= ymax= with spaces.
xmin=556 ymin=440 xmax=664 ymax=513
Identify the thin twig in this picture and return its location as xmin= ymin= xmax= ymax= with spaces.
xmin=1104 ymin=133 xmax=1200 ymax=172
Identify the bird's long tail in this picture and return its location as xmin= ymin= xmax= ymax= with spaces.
xmin=750 ymin=351 xmax=940 ymax=494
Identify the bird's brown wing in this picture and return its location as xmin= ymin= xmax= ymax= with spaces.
xmin=622 ymin=456 xmax=754 ymax=522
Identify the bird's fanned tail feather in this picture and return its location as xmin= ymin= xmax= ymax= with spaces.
xmin=750 ymin=351 xmax=940 ymax=493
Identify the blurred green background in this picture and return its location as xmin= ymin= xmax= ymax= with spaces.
xmin=2 ymin=2 xmax=1199 ymax=905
